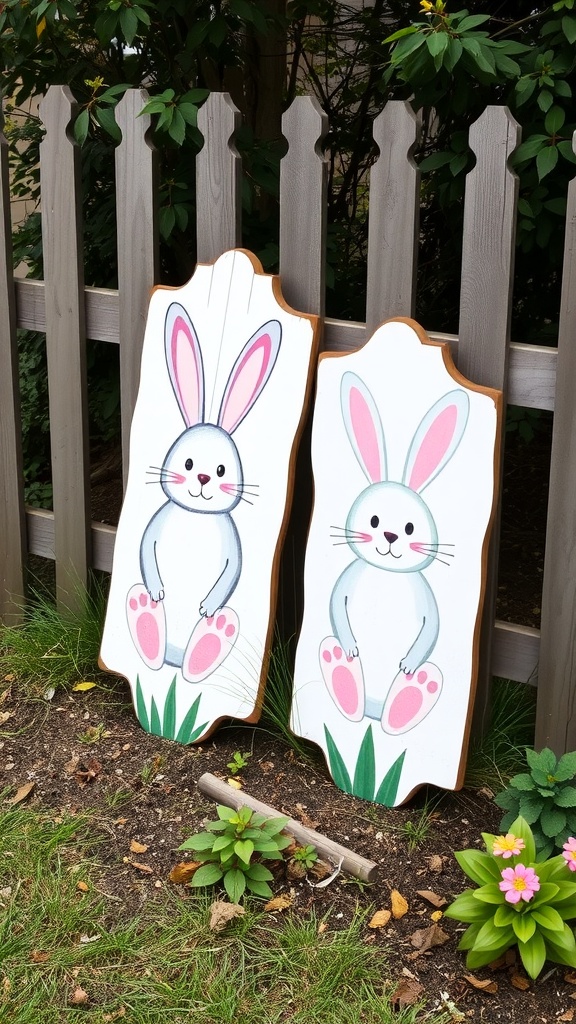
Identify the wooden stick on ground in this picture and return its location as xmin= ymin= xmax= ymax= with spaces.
xmin=197 ymin=772 xmax=378 ymax=884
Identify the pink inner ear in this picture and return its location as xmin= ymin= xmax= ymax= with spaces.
xmin=349 ymin=386 xmax=381 ymax=482
xmin=409 ymin=405 xmax=458 ymax=492
xmin=171 ymin=318 xmax=202 ymax=427
xmin=219 ymin=334 xmax=271 ymax=434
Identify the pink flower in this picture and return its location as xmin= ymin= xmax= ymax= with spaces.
xmin=563 ymin=837 xmax=576 ymax=871
xmin=499 ymin=863 xmax=540 ymax=904
xmin=492 ymin=833 xmax=526 ymax=859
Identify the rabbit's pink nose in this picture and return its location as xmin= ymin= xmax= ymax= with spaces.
xmin=197 ymin=473 xmax=211 ymax=485
xmin=384 ymin=531 xmax=398 ymax=544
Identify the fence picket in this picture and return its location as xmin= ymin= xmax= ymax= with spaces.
xmin=536 ymin=133 xmax=576 ymax=754
xmin=0 ymin=104 xmax=26 ymax=621
xmin=39 ymin=86 xmax=91 ymax=611
xmin=196 ymin=93 xmax=241 ymax=262
xmin=458 ymin=105 xmax=521 ymax=736
xmin=115 ymin=89 xmax=159 ymax=487
xmin=366 ymin=101 xmax=421 ymax=333
xmin=280 ymin=96 xmax=328 ymax=317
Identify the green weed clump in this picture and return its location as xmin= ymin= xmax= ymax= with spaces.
xmin=495 ymin=747 xmax=576 ymax=859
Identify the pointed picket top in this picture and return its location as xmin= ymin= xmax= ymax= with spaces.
xmin=196 ymin=93 xmax=242 ymax=262
xmin=115 ymin=88 xmax=159 ymax=487
xmin=280 ymin=95 xmax=328 ymax=316
xmin=366 ymin=101 xmax=421 ymax=333
xmin=0 ymin=100 xmax=26 ymax=621
xmin=538 ymin=129 xmax=576 ymax=754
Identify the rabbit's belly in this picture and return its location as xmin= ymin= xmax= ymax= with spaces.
xmin=156 ymin=512 xmax=234 ymax=651
xmin=347 ymin=567 xmax=423 ymax=699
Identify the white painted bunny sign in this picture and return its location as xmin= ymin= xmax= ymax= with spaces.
xmin=100 ymin=250 xmax=318 ymax=743
xmin=290 ymin=319 xmax=502 ymax=806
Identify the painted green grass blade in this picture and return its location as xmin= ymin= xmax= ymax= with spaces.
xmin=324 ymin=725 xmax=352 ymax=793
xmin=162 ymin=677 xmax=177 ymax=739
xmin=150 ymin=695 xmax=162 ymax=736
xmin=135 ymin=676 xmax=150 ymax=732
xmin=352 ymin=724 xmax=375 ymax=800
xmin=175 ymin=693 xmax=206 ymax=744
xmin=374 ymin=749 xmax=406 ymax=806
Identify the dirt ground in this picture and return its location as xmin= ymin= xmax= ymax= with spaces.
xmin=1 ymin=675 xmax=574 ymax=1024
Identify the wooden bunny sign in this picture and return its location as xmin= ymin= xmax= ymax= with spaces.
xmin=290 ymin=319 xmax=502 ymax=806
xmin=101 ymin=250 xmax=319 ymax=743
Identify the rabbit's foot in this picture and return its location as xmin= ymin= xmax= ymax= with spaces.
xmin=319 ymin=638 xmax=365 ymax=721
xmin=182 ymin=608 xmax=239 ymax=683
xmin=127 ymin=585 xmax=166 ymax=670
xmin=381 ymin=663 xmax=443 ymax=735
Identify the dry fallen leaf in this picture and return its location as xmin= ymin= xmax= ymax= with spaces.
xmin=76 ymin=881 xmax=89 ymax=893
xmin=308 ymin=859 xmax=333 ymax=883
xmin=416 ymin=889 xmax=447 ymax=908
xmin=295 ymin=802 xmax=319 ymax=829
xmin=72 ymin=681 xmax=97 ymax=692
xmin=510 ymin=972 xmax=530 ymax=991
xmin=0 ymin=711 xmax=14 ymax=725
xmin=264 ymin=894 xmax=293 ymax=912
xmin=430 ymin=910 xmax=443 ymax=923
xmin=390 ymin=978 xmax=424 ymax=1008
xmin=368 ymin=909 xmax=392 ymax=929
xmin=227 ymin=778 xmax=243 ymax=789
xmin=391 ymin=889 xmax=409 ymax=919
xmin=566 ymin=972 xmax=576 ymax=985
xmin=209 ymin=900 xmax=245 ymax=932
xmin=123 ymin=858 xmax=153 ymax=874
xmin=410 ymin=923 xmax=450 ymax=953
xmin=318 ymin=921 xmax=328 ymax=935
xmin=169 ymin=861 xmax=201 ymax=884
xmin=426 ymin=854 xmax=444 ymax=874
xmin=130 ymin=840 xmax=148 ymax=854
xmin=463 ymin=974 xmax=498 ymax=994
xmin=69 ymin=987 xmax=89 ymax=1005
xmin=559 ymin=1011 xmax=574 ymax=1022
xmin=2 ymin=977 xmax=11 ymax=995
xmin=103 ymin=1008 xmax=126 ymax=1022
xmin=31 ymin=951 xmax=49 ymax=963
xmin=6 ymin=782 xmax=35 ymax=806
xmin=75 ymin=758 xmax=102 ymax=787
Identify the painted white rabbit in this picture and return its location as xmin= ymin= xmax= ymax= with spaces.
xmin=126 ymin=302 xmax=282 ymax=683
xmin=320 ymin=371 xmax=469 ymax=734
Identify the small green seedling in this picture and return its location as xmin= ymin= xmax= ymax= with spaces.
xmin=179 ymin=804 xmax=292 ymax=902
xmin=227 ymin=751 xmax=252 ymax=775
xmin=291 ymin=844 xmax=318 ymax=870
xmin=77 ymin=722 xmax=109 ymax=744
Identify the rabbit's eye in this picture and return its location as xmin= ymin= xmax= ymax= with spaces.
xmin=405 ymin=522 xmax=414 ymax=535
xmin=370 ymin=515 xmax=379 ymax=529
xmin=217 ymin=464 xmax=225 ymax=478
xmin=185 ymin=458 xmax=193 ymax=471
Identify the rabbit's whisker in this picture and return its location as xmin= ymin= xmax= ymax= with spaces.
xmin=418 ymin=547 xmax=455 ymax=558
xmin=332 ymin=539 xmax=369 ymax=546
xmin=236 ymin=494 xmax=254 ymax=506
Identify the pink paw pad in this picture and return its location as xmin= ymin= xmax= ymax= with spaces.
xmin=319 ymin=637 xmax=364 ymax=722
xmin=182 ymin=607 xmax=239 ymax=683
xmin=381 ymin=662 xmax=443 ymax=736
xmin=126 ymin=584 xmax=166 ymax=670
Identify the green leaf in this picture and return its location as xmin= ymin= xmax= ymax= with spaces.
xmin=224 ymin=867 xmax=246 ymax=903
xmin=562 ymin=14 xmax=576 ymax=42
xmin=473 ymin=883 xmax=504 ymax=904
xmin=457 ymin=923 xmax=481 ymax=950
xmin=537 ymin=89 xmax=554 ymax=113
xmin=383 ymin=25 xmax=420 ymax=44
xmin=557 ymin=140 xmax=576 ymax=163
xmin=150 ymin=695 xmax=162 ymax=736
xmin=178 ymin=103 xmax=198 ymax=128
xmin=455 ymin=849 xmax=501 ymax=885
xmin=262 ymin=817 xmax=290 ymax=836
xmin=419 ymin=151 xmax=453 ymax=171
xmin=73 ymin=108 xmax=89 ymax=147
xmin=474 ymin=918 xmax=515 ymax=953
xmin=518 ymin=930 xmax=547 ymax=979
xmin=494 ymin=904 xmax=516 ymax=928
xmin=557 ymin=752 xmax=576 ymax=779
xmin=540 ymin=803 xmax=566 ymax=836
xmin=527 ymin=747 xmax=557 ymax=775
xmin=245 ymin=877 xmax=273 ymax=898
xmin=513 ymin=913 xmax=536 ymax=943
xmin=509 ymin=773 xmax=536 ymax=792
xmin=530 ymin=882 xmax=560 ymax=907
xmin=212 ymin=835 xmax=234 ymax=853
xmin=444 ymin=37 xmax=463 ymax=72
xmin=455 ymin=14 xmax=490 ymax=31
xmin=426 ymin=31 xmax=448 ymax=70
xmin=555 ymin=787 xmax=576 ymax=807
xmin=466 ymin=943 xmax=515 ymax=970
xmin=389 ymin=32 xmax=426 ymax=64
xmin=545 ymin=106 xmax=566 ymax=134
xmin=494 ymin=789 xmax=520 ymax=811
xmin=179 ymin=832 xmax=215 ymax=851
xmin=94 ymin=105 xmax=121 ymax=143
xmin=517 ymin=795 xmax=545 ymax=825
xmin=234 ymin=839 xmax=254 ymax=865
xmin=245 ymin=863 xmax=273 ymax=881
xmin=374 ymin=750 xmax=406 ymax=806
xmin=531 ymin=905 xmax=564 ymax=932
xmin=135 ymin=678 xmax=150 ymax=732
xmin=493 ymin=52 xmax=520 ymax=77
xmin=507 ymin=816 xmax=537 ymax=863
xmin=541 ymin=921 xmax=576 ymax=952
xmin=162 ymin=677 xmax=177 ymax=739
xmin=190 ymin=862 xmax=223 ymax=887
xmin=445 ymin=890 xmax=493 ymax=924
xmin=168 ymin=109 xmax=186 ymax=146
xmin=324 ymin=726 xmax=352 ymax=793
xmin=175 ymin=694 xmax=203 ymax=743
xmin=554 ymin=80 xmax=572 ymax=99
xmin=515 ymin=77 xmax=536 ymax=106
xmin=353 ymin=725 xmax=375 ymax=800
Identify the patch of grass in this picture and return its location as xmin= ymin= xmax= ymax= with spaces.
xmin=465 ymin=676 xmax=537 ymax=792
xmin=0 ymin=807 xmax=449 ymax=1024
xmin=0 ymin=577 xmax=111 ymax=696
xmin=259 ymin=634 xmax=317 ymax=762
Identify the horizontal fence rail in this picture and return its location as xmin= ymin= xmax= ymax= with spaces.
xmin=2 ymin=87 xmax=572 ymax=738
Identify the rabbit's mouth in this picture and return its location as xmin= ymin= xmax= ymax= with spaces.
xmin=188 ymin=488 xmax=213 ymax=501
xmin=375 ymin=545 xmax=402 ymax=559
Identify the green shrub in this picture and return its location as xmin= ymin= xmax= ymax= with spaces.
xmin=495 ymin=747 xmax=576 ymax=860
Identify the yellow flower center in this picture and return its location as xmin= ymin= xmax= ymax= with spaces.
xmin=513 ymin=877 xmax=527 ymax=891
xmin=569 ymin=850 xmax=576 ymax=861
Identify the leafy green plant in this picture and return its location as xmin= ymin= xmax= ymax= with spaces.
xmin=291 ymin=844 xmax=318 ymax=870
xmin=495 ymin=747 xmax=576 ymax=859
xmin=179 ymin=804 xmax=292 ymax=902
xmin=324 ymin=723 xmax=406 ymax=806
xmin=135 ymin=677 xmax=208 ymax=743
xmin=227 ymin=750 xmax=252 ymax=775
xmin=445 ymin=815 xmax=576 ymax=979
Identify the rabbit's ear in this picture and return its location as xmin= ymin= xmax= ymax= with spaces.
xmin=165 ymin=304 xmax=205 ymax=427
xmin=217 ymin=320 xmax=282 ymax=435
xmin=340 ymin=372 xmax=388 ymax=483
xmin=403 ymin=389 xmax=469 ymax=493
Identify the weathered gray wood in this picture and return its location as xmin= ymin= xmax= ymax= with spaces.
xmin=458 ymin=106 xmax=521 ymax=738
xmin=115 ymin=90 xmax=158 ymax=487
xmin=39 ymin=86 xmax=91 ymax=612
xmin=196 ymin=93 xmax=241 ymax=262
xmin=493 ymin=621 xmax=539 ymax=686
xmin=280 ymin=96 xmax=328 ymax=316
xmin=15 ymin=279 xmax=120 ymax=343
xmin=0 ymin=104 xmax=26 ymax=621
xmin=197 ymin=772 xmax=378 ymax=882
xmin=366 ymin=101 xmax=421 ymax=333
xmin=536 ymin=132 xmax=576 ymax=754
xmin=26 ymin=509 xmax=115 ymax=572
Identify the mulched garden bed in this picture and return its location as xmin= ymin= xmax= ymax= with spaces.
xmin=1 ymin=680 xmax=574 ymax=1024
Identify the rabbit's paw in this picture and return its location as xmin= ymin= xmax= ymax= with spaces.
xmin=319 ymin=638 xmax=365 ymax=721
xmin=381 ymin=663 xmax=443 ymax=735
xmin=126 ymin=584 xmax=166 ymax=670
xmin=182 ymin=608 xmax=239 ymax=684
